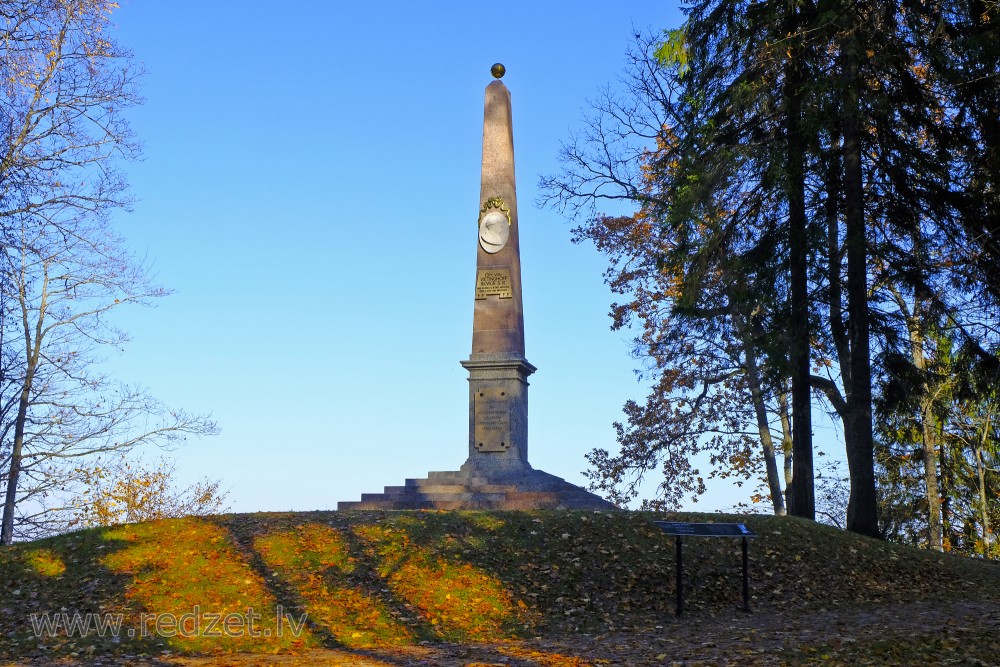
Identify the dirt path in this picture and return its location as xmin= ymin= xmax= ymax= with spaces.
xmin=527 ymin=599 xmax=1000 ymax=665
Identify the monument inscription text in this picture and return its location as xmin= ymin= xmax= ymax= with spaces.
xmin=474 ymin=387 xmax=510 ymax=452
xmin=475 ymin=269 xmax=513 ymax=299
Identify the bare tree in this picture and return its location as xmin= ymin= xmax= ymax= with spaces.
xmin=1 ymin=0 xmax=217 ymax=544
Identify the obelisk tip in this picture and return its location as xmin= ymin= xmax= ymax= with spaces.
xmin=490 ymin=63 xmax=506 ymax=79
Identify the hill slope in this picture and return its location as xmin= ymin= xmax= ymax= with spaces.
xmin=1 ymin=510 xmax=999 ymax=665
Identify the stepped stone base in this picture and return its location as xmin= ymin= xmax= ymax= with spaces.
xmin=337 ymin=466 xmax=617 ymax=511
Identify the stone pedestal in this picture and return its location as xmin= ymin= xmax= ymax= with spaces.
xmin=460 ymin=354 xmax=535 ymax=476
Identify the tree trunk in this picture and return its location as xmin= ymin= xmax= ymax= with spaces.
xmin=737 ymin=313 xmax=786 ymax=515
xmin=2 ymin=337 xmax=36 ymax=545
xmin=1 ymin=393 xmax=30 ymax=545
xmin=779 ymin=390 xmax=794 ymax=511
xmin=920 ymin=401 xmax=943 ymax=550
xmin=785 ymin=0 xmax=814 ymax=520
xmin=908 ymin=316 xmax=943 ymax=551
xmin=939 ymin=425 xmax=953 ymax=550
xmin=825 ymin=133 xmax=849 ymax=386
xmin=2 ymin=259 xmax=45 ymax=546
xmin=975 ymin=414 xmax=993 ymax=557
xmin=840 ymin=25 xmax=881 ymax=538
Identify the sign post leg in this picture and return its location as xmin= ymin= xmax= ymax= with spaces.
xmin=675 ymin=535 xmax=683 ymax=618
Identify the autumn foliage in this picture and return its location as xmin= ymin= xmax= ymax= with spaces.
xmin=68 ymin=455 xmax=227 ymax=529
xmin=2 ymin=510 xmax=1000 ymax=664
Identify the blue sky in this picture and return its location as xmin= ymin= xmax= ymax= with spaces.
xmin=99 ymin=1 xmax=838 ymax=514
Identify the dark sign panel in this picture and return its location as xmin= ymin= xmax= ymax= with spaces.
xmin=653 ymin=521 xmax=756 ymax=538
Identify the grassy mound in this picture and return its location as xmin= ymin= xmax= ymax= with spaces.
xmin=1 ymin=510 xmax=998 ymax=662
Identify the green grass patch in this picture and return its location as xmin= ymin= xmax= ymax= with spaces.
xmin=101 ymin=517 xmax=311 ymax=654
xmin=254 ymin=523 xmax=412 ymax=647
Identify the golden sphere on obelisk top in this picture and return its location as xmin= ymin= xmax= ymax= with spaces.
xmin=490 ymin=63 xmax=506 ymax=79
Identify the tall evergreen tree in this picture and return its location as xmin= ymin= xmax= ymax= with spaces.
xmin=544 ymin=0 xmax=999 ymax=541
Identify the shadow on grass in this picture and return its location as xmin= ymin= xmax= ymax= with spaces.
xmin=215 ymin=512 xmax=535 ymax=646
xmin=97 ymin=517 xmax=313 ymax=655
xmin=218 ymin=515 xmax=344 ymax=650
xmin=0 ymin=525 xmax=170 ymax=662
xmin=221 ymin=513 xmax=441 ymax=650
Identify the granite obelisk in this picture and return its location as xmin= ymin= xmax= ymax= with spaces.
xmin=337 ymin=66 xmax=615 ymax=511
xmin=460 ymin=64 xmax=537 ymax=477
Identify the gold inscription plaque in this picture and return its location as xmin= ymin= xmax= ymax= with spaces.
xmin=475 ymin=269 xmax=513 ymax=299
xmin=475 ymin=387 xmax=510 ymax=452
